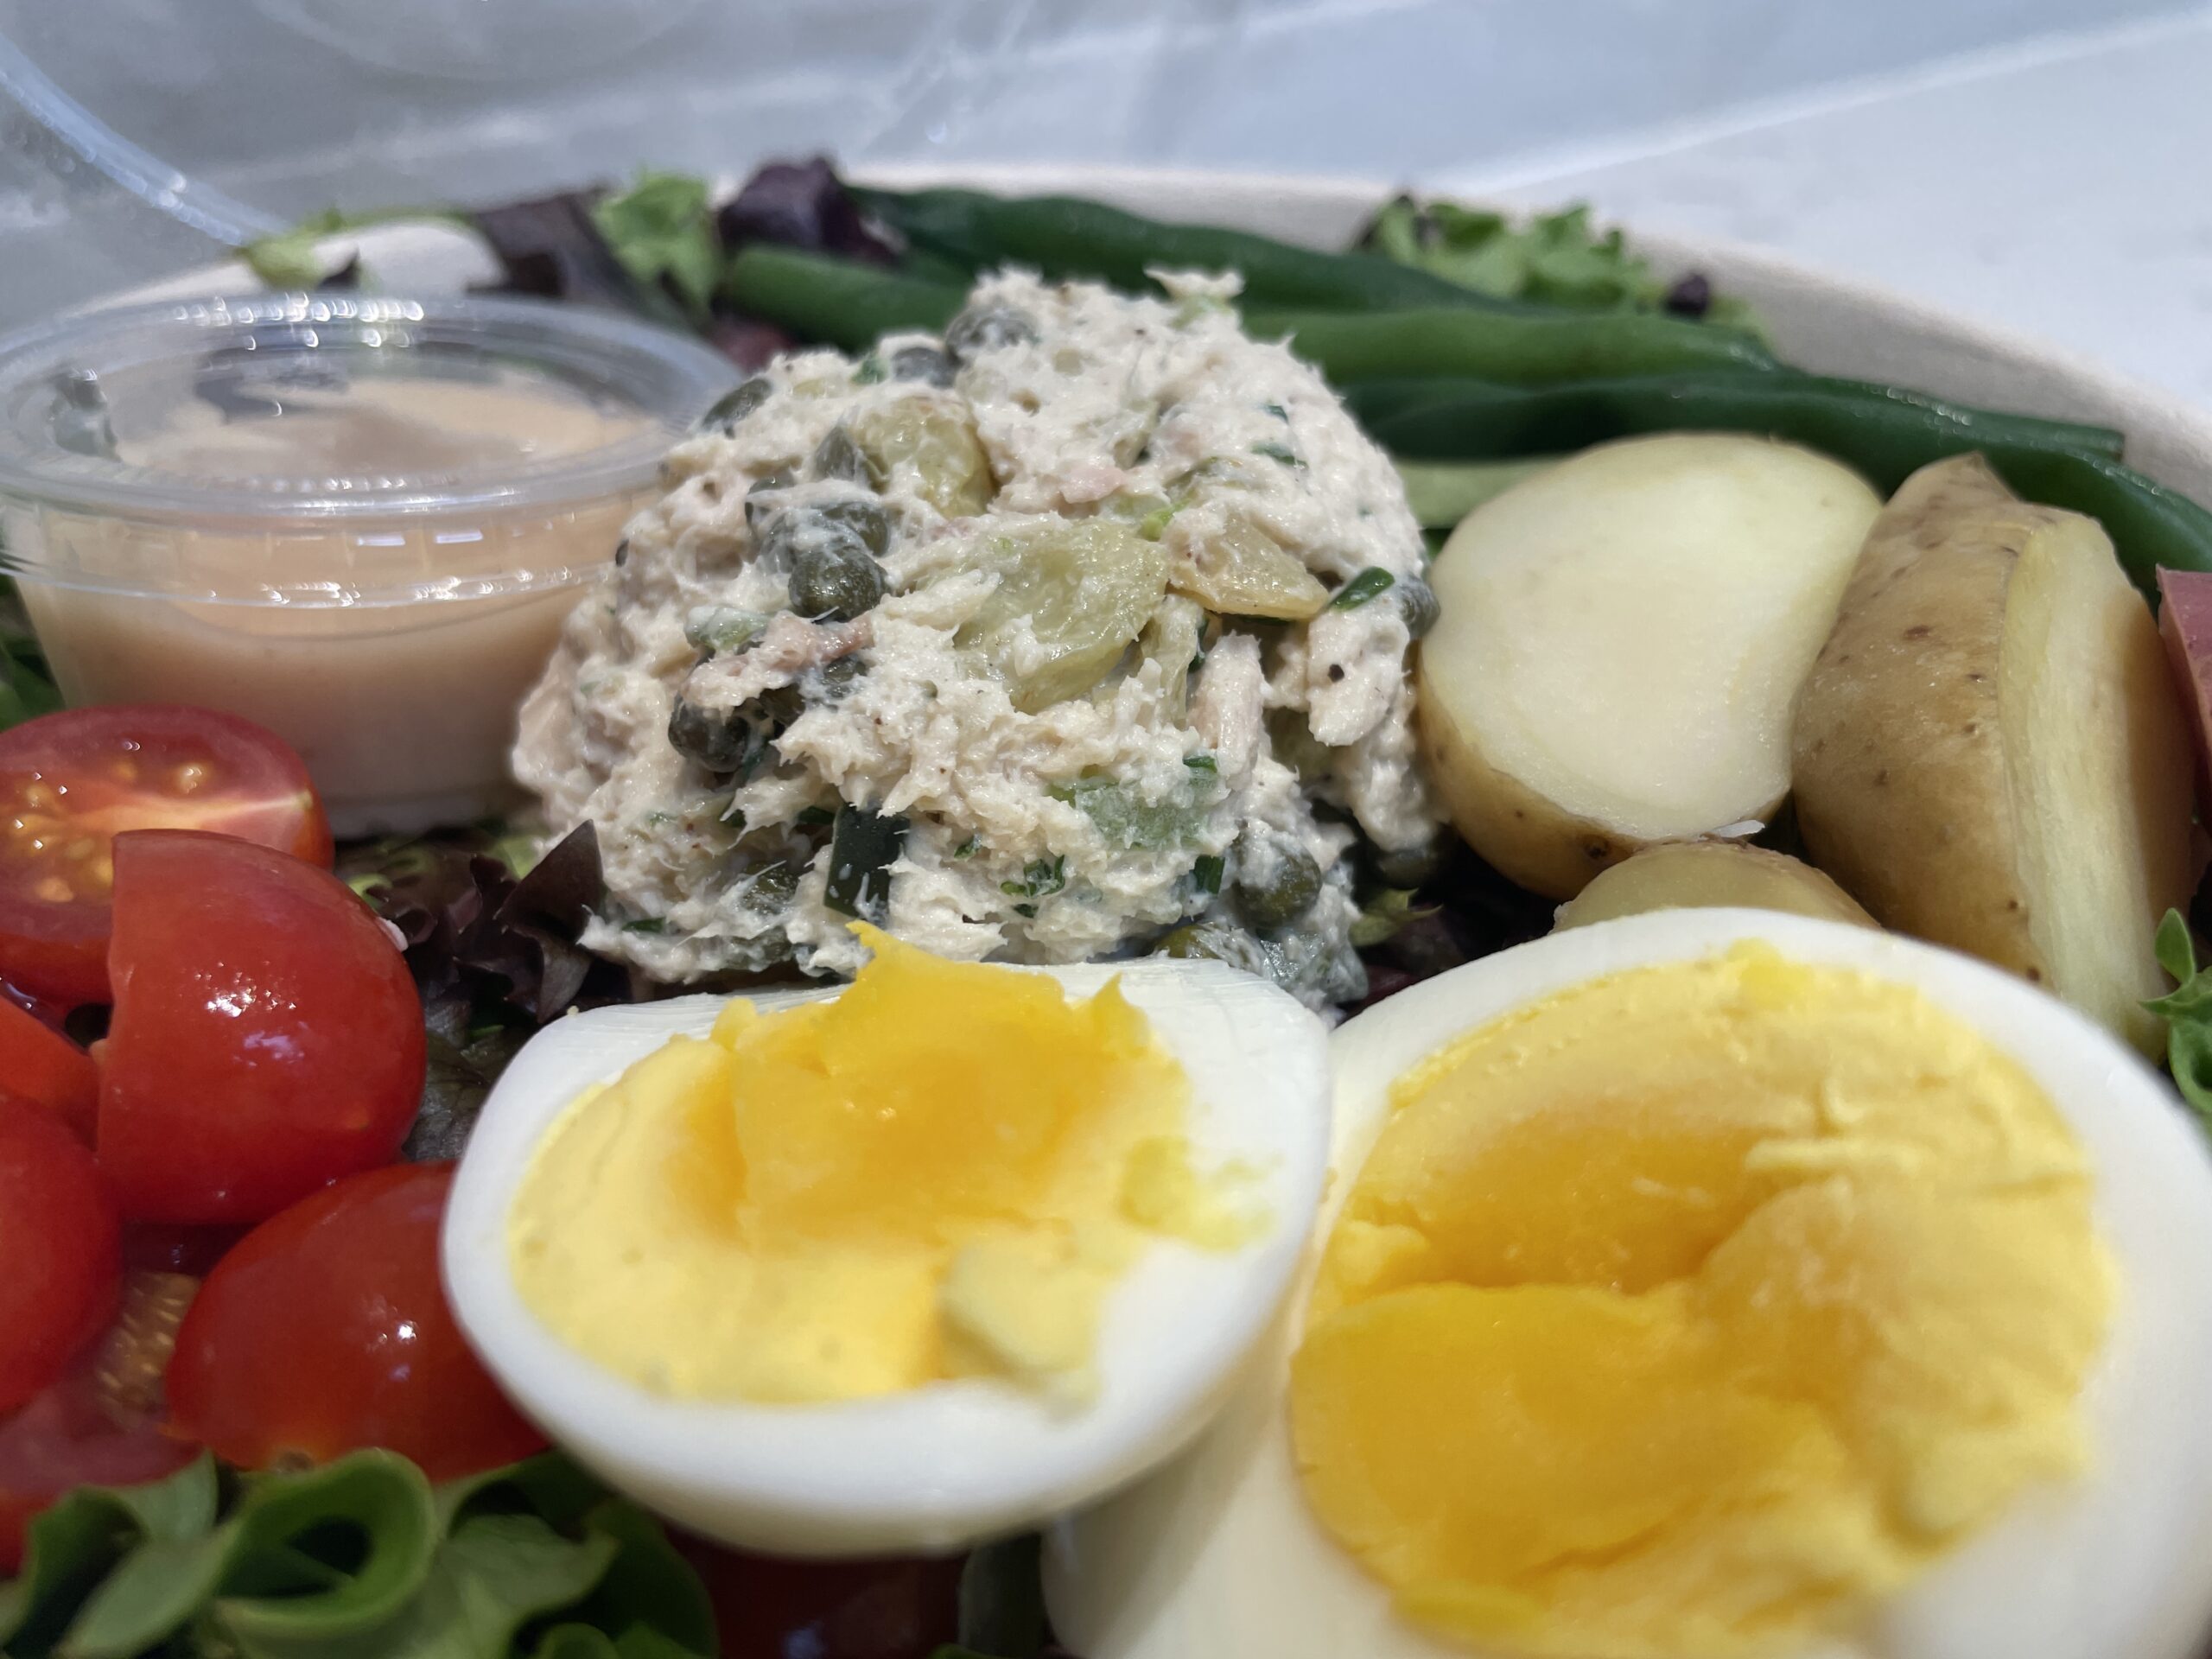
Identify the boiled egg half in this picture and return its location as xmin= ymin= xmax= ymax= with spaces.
xmin=1047 ymin=908 xmax=2212 ymax=1659
xmin=442 ymin=931 xmax=1331 ymax=1556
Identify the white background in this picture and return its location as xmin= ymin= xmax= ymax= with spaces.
xmin=0 ymin=0 xmax=2202 ymax=397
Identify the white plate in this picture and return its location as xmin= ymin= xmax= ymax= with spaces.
xmin=99 ymin=163 xmax=2212 ymax=510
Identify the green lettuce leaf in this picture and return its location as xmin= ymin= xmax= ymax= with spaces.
xmin=2146 ymin=908 xmax=2212 ymax=1122
xmin=0 ymin=1450 xmax=714 ymax=1659
xmin=1361 ymin=196 xmax=1759 ymax=330
xmin=0 ymin=574 xmax=60 ymax=733
xmin=592 ymin=175 xmax=724 ymax=322
xmin=242 ymin=207 xmax=473 ymax=289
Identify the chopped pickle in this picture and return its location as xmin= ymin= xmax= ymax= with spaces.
xmin=1171 ymin=518 xmax=1329 ymax=621
xmin=850 ymin=396 xmax=995 ymax=518
xmin=955 ymin=521 xmax=1171 ymax=713
xmin=1134 ymin=594 xmax=1208 ymax=715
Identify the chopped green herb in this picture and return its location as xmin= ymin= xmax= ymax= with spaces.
xmin=1053 ymin=774 xmax=1217 ymax=851
xmin=795 ymin=804 xmax=836 ymax=826
xmin=1331 ymin=567 xmax=1397 ymax=610
xmin=1012 ymin=904 xmax=1038 ymax=919
xmin=1136 ymin=502 xmax=1180 ymax=541
xmin=620 ymin=918 xmax=668 ymax=935
xmin=2146 ymin=908 xmax=2212 ymax=1124
xmin=1252 ymin=441 xmax=1301 ymax=467
xmin=1184 ymin=753 xmax=1218 ymax=775
xmin=854 ymin=353 xmax=888 ymax=385
xmin=953 ymin=834 xmax=982 ymax=859
xmin=824 ymin=804 xmax=907 ymax=921
xmin=1001 ymin=855 xmax=1068 ymax=901
xmin=1192 ymin=854 xmax=1224 ymax=895
xmin=1262 ymin=402 xmax=1289 ymax=423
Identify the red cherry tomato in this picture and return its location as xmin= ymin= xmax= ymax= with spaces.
xmin=0 ymin=1100 xmax=122 ymax=1414
xmin=0 ymin=706 xmax=331 ymax=1007
xmin=98 ymin=830 xmax=424 ymax=1224
xmin=0 ymin=1360 xmax=199 ymax=1573
xmin=0 ymin=995 xmax=97 ymax=1141
xmin=676 ymin=1538 xmax=965 ymax=1659
xmin=168 ymin=1162 xmax=543 ymax=1479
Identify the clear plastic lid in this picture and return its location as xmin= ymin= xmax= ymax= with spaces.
xmin=0 ymin=290 xmax=735 ymax=602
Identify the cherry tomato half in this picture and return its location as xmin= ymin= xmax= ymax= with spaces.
xmin=98 ymin=830 xmax=425 ymax=1224
xmin=0 ymin=706 xmax=332 ymax=1007
xmin=0 ymin=1100 xmax=122 ymax=1414
xmin=0 ymin=995 xmax=97 ymax=1141
xmin=168 ymin=1162 xmax=543 ymax=1479
xmin=0 ymin=1357 xmax=199 ymax=1573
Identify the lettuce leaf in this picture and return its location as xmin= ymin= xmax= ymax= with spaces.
xmin=0 ymin=575 xmax=60 ymax=734
xmin=0 ymin=1450 xmax=713 ymax=1659
xmin=2146 ymin=908 xmax=2212 ymax=1122
xmin=1360 ymin=196 xmax=1759 ymax=330
xmin=593 ymin=175 xmax=724 ymax=323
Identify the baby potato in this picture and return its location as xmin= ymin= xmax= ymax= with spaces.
xmin=1552 ymin=841 xmax=1877 ymax=931
xmin=1417 ymin=433 xmax=1881 ymax=898
xmin=1791 ymin=454 xmax=2195 ymax=1052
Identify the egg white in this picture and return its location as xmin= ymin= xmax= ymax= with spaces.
xmin=1045 ymin=909 xmax=2212 ymax=1659
xmin=442 ymin=955 xmax=1332 ymax=1557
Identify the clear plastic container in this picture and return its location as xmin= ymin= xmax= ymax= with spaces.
xmin=0 ymin=291 xmax=735 ymax=835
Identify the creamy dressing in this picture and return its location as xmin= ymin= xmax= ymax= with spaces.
xmin=15 ymin=372 xmax=655 ymax=834
xmin=517 ymin=272 xmax=1436 ymax=1005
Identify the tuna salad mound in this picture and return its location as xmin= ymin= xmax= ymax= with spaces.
xmin=515 ymin=270 xmax=1438 ymax=1007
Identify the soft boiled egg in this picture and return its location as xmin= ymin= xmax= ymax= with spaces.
xmin=442 ymin=929 xmax=1331 ymax=1556
xmin=1046 ymin=907 xmax=2212 ymax=1659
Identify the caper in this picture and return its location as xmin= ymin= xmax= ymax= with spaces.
xmin=739 ymin=861 xmax=801 ymax=912
xmin=1232 ymin=836 xmax=1323 ymax=931
xmin=1372 ymin=839 xmax=1441 ymax=889
xmin=945 ymin=302 xmax=1039 ymax=360
xmin=809 ymin=424 xmax=870 ymax=485
xmin=667 ymin=695 xmax=768 ymax=775
xmin=697 ymin=376 xmax=772 ymax=435
xmin=888 ymin=343 xmax=956 ymax=387
xmin=756 ymin=508 xmax=869 ymax=570
xmin=1154 ymin=921 xmax=1276 ymax=981
xmin=814 ymin=493 xmax=892 ymax=556
xmin=743 ymin=469 xmax=796 ymax=532
xmin=789 ymin=537 xmax=887 ymax=620
xmin=1265 ymin=708 xmax=1332 ymax=782
xmin=1396 ymin=573 xmax=1441 ymax=639
xmin=809 ymin=653 xmax=868 ymax=701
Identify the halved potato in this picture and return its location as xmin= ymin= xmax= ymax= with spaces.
xmin=1792 ymin=453 xmax=2195 ymax=1052
xmin=1553 ymin=841 xmax=1876 ymax=931
xmin=1417 ymin=433 xmax=1881 ymax=898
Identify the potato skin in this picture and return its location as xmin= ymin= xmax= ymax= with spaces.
xmin=1414 ymin=677 xmax=1659 ymax=900
xmin=1553 ymin=841 xmax=1877 ymax=931
xmin=1792 ymin=456 xmax=2040 ymax=976
xmin=1792 ymin=453 xmax=2195 ymax=1050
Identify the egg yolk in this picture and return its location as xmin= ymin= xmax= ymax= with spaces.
xmin=509 ymin=927 xmax=1254 ymax=1405
xmin=1289 ymin=944 xmax=2110 ymax=1658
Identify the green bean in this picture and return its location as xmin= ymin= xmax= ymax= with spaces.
xmin=1394 ymin=457 xmax=1560 ymax=529
xmin=850 ymin=185 xmax=1533 ymax=314
xmin=1350 ymin=374 xmax=2196 ymax=595
xmin=723 ymin=246 xmax=963 ymax=351
xmin=1350 ymin=372 xmax=2125 ymax=470
xmin=1243 ymin=305 xmax=1777 ymax=385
